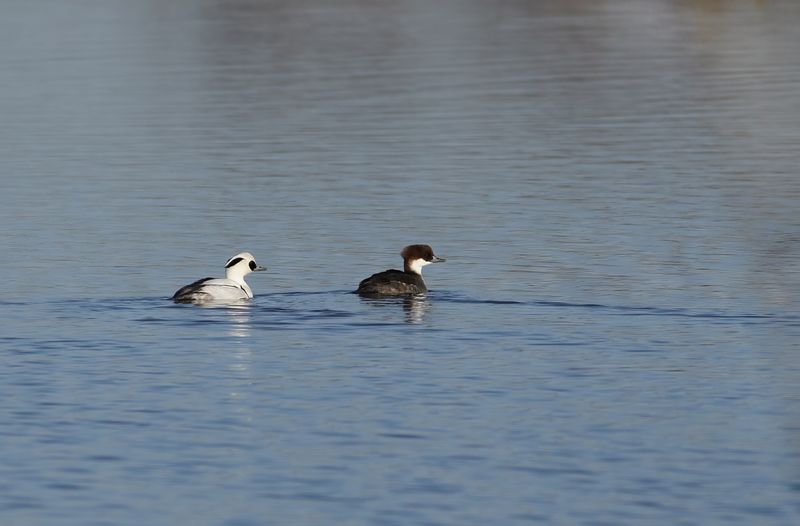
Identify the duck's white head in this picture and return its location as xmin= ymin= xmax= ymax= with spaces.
xmin=401 ymin=244 xmax=446 ymax=275
xmin=224 ymin=252 xmax=267 ymax=282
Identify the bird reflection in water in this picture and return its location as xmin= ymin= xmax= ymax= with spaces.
xmin=359 ymin=294 xmax=432 ymax=324
xmin=222 ymin=303 xmax=254 ymax=337
xmin=192 ymin=302 xmax=254 ymax=337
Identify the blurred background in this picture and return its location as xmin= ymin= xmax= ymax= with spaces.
xmin=1 ymin=0 xmax=797 ymax=308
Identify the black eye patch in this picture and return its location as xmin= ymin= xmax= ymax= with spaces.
xmin=248 ymin=261 xmax=257 ymax=271
xmin=225 ymin=257 xmax=244 ymax=268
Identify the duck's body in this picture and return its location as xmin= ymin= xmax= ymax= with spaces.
xmin=357 ymin=269 xmax=428 ymax=296
xmin=172 ymin=252 xmax=266 ymax=304
xmin=172 ymin=277 xmax=254 ymax=303
xmin=356 ymin=244 xmax=445 ymax=297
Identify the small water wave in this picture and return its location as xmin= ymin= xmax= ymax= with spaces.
xmin=433 ymin=291 xmax=798 ymax=325
xmin=4 ymin=292 xmax=796 ymax=334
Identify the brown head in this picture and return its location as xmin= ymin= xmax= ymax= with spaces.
xmin=401 ymin=244 xmax=445 ymax=274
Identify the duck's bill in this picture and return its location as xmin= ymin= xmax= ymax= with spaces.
xmin=253 ymin=266 xmax=268 ymax=272
xmin=431 ymin=256 xmax=446 ymax=263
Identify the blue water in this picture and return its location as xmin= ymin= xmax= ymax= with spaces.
xmin=1 ymin=1 xmax=799 ymax=525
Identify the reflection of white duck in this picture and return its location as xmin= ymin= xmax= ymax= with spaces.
xmin=172 ymin=252 xmax=266 ymax=303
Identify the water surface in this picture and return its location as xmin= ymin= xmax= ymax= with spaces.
xmin=1 ymin=1 xmax=799 ymax=525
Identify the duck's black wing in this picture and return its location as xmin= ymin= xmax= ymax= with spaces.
xmin=172 ymin=277 xmax=215 ymax=303
xmin=356 ymin=269 xmax=426 ymax=296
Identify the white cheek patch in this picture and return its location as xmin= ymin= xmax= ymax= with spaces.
xmin=225 ymin=259 xmax=254 ymax=281
xmin=408 ymin=258 xmax=431 ymax=274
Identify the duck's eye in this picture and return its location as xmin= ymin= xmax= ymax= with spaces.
xmin=249 ymin=261 xmax=257 ymax=271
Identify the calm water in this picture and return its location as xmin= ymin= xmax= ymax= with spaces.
xmin=1 ymin=0 xmax=799 ymax=524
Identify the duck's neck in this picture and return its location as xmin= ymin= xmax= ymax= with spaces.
xmin=404 ymin=258 xmax=428 ymax=275
xmin=226 ymin=268 xmax=249 ymax=284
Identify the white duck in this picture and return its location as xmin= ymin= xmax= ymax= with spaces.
xmin=172 ymin=252 xmax=266 ymax=303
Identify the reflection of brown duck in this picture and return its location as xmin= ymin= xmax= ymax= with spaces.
xmin=356 ymin=245 xmax=445 ymax=296
xmin=358 ymin=292 xmax=432 ymax=324
xmin=402 ymin=295 xmax=432 ymax=324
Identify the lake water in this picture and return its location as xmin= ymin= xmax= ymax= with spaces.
xmin=1 ymin=0 xmax=799 ymax=524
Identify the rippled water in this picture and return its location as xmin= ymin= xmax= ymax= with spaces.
xmin=1 ymin=1 xmax=799 ymax=524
